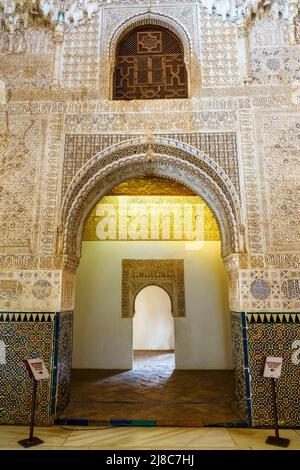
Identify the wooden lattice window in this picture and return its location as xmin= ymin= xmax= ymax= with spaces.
xmin=113 ymin=26 xmax=188 ymax=100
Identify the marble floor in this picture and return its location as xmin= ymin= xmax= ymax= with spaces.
xmin=60 ymin=351 xmax=241 ymax=426
xmin=1 ymin=425 xmax=300 ymax=450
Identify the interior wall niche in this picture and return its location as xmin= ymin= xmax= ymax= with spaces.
xmin=122 ymin=259 xmax=185 ymax=318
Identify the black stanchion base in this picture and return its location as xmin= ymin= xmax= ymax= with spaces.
xmin=266 ymin=435 xmax=290 ymax=448
xmin=18 ymin=437 xmax=44 ymax=448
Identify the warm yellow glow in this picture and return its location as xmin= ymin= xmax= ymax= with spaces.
xmin=83 ymin=196 xmax=220 ymax=242
xmin=110 ymin=178 xmax=194 ymax=196
xmin=185 ymin=241 xmax=205 ymax=251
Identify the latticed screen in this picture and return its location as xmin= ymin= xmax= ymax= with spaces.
xmin=113 ymin=26 xmax=188 ymax=100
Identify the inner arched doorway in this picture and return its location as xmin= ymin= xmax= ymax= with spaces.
xmin=133 ymin=285 xmax=175 ymax=370
xmin=133 ymin=285 xmax=175 ymax=351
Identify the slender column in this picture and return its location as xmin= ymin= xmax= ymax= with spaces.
xmin=288 ymin=18 xmax=297 ymax=45
xmin=51 ymin=30 xmax=64 ymax=89
xmin=237 ymin=23 xmax=252 ymax=85
xmin=287 ymin=0 xmax=299 ymax=45
xmin=0 ymin=80 xmax=6 ymax=104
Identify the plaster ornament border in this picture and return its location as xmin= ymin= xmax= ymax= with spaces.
xmin=59 ymin=137 xmax=244 ymax=265
xmin=122 ymin=259 xmax=185 ymax=318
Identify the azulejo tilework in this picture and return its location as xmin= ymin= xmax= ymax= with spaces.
xmin=231 ymin=313 xmax=249 ymax=424
xmin=244 ymin=313 xmax=300 ymax=427
xmin=55 ymin=311 xmax=73 ymax=417
xmin=0 ymin=312 xmax=73 ymax=425
xmin=231 ymin=312 xmax=300 ymax=427
xmin=0 ymin=313 xmax=56 ymax=425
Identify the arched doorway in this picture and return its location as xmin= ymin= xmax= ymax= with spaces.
xmin=133 ymin=286 xmax=174 ymax=351
xmin=57 ymin=137 xmax=244 ymax=425
xmin=133 ymin=285 xmax=175 ymax=370
xmin=59 ymin=137 xmax=242 ymax=259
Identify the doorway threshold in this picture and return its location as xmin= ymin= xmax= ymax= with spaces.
xmin=55 ymin=418 xmax=248 ymax=428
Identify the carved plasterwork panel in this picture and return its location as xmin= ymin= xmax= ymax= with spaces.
xmin=62 ymin=131 xmax=239 ymax=197
xmin=238 ymin=109 xmax=264 ymax=254
xmin=261 ymin=113 xmax=300 ymax=252
xmin=0 ymin=255 xmax=65 ymax=271
xmin=249 ymin=17 xmax=289 ymax=49
xmin=61 ymin=270 xmax=76 ymax=311
xmin=82 ymin=195 xmax=220 ymax=242
xmin=63 ymin=110 xmax=237 ymax=134
xmin=0 ymin=28 xmax=53 ymax=55
xmin=240 ymin=269 xmax=300 ymax=312
xmin=122 ymin=259 xmax=185 ymax=318
xmin=251 ymin=46 xmax=300 ymax=85
xmin=110 ymin=177 xmax=195 ymax=196
xmin=198 ymin=7 xmax=239 ymax=87
xmin=0 ymin=270 xmax=61 ymax=312
xmin=265 ymin=253 xmax=300 ymax=270
xmin=0 ymin=116 xmax=42 ymax=251
xmin=62 ymin=15 xmax=101 ymax=90
xmin=39 ymin=115 xmax=63 ymax=255
xmin=0 ymin=28 xmax=53 ymax=90
xmin=227 ymin=271 xmax=240 ymax=313
xmin=249 ymin=17 xmax=300 ymax=85
xmin=1 ymin=97 xmax=241 ymax=115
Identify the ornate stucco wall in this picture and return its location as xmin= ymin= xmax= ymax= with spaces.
xmin=0 ymin=0 xmax=300 ymax=426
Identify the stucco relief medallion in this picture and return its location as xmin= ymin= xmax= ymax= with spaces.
xmin=32 ymin=280 xmax=52 ymax=300
xmin=282 ymin=279 xmax=300 ymax=300
xmin=0 ymin=280 xmax=23 ymax=300
xmin=250 ymin=279 xmax=271 ymax=300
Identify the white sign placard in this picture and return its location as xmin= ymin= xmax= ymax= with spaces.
xmin=26 ymin=358 xmax=50 ymax=381
xmin=263 ymin=356 xmax=283 ymax=379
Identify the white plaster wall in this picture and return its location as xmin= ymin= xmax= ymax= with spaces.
xmin=133 ymin=286 xmax=175 ymax=350
xmin=73 ymin=241 xmax=232 ymax=369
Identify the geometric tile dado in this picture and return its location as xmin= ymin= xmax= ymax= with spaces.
xmin=0 ymin=316 xmax=56 ymax=425
xmin=0 ymin=311 xmax=73 ymax=425
xmin=231 ymin=311 xmax=300 ymax=427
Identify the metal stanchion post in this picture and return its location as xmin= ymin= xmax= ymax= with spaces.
xmin=265 ymin=378 xmax=289 ymax=448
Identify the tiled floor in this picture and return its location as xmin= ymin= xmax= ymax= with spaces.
xmin=1 ymin=425 xmax=300 ymax=450
xmin=60 ymin=351 xmax=241 ymax=426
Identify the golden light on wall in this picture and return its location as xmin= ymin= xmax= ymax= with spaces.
xmin=83 ymin=196 xmax=220 ymax=242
